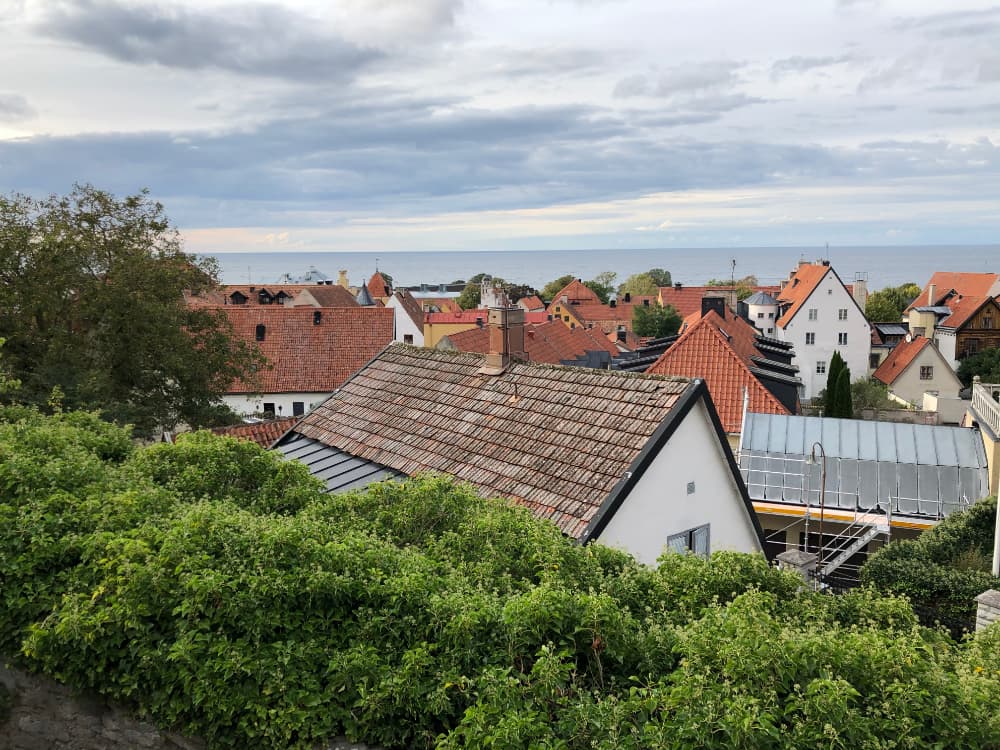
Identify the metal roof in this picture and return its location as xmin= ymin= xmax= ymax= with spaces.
xmin=738 ymin=413 xmax=990 ymax=519
xmin=274 ymin=433 xmax=405 ymax=493
xmin=873 ymin=323 xmax=908 ymax=336
xmin=744 ymin=291 xmax=778 ymax=305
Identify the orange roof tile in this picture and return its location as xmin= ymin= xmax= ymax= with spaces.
xmin=517 ymin=295 xmax=545 ymax=311
xmin=292 ymin=345 xmax=693 ymax=538
xmin=212 ymin=417 xmax=299 ymax=447
xmin=646 ymin=310 xmax=790 ymax=432
xmin=367 ymin=271 xmax=392 ymax=299
xmin=427 ymin=310 xmax=549 ymax=325
xmin=775 ymin=264 xmax=831 ymax=327
xmin=444 ymin=320 xmax=619 ymax=365
xmin=552 ymin=279 xmax=601 ymax=305
xmin=905 ymin=272 xmax=1000 ymax=313
xmin=219 ymin=306 xmax=394 ymax=394
xmin=872 ymin=336 xmax=932 ymax=385
xmin=938 ymin=295 xmax=1000 ymax=330
xmin=185 ymin=284 xmax=318 ymax=308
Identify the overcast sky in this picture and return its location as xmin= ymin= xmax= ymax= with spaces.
xmin=2 ymin=0 xmax=999 ymax=252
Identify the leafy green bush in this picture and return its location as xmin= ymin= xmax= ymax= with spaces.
xmin=862 ymin=497 xmax=999 ymax=634
xmin=1 ymin=411 xmax=999 ymax=748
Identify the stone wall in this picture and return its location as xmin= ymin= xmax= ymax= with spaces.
xmin=977 ymin=589 xmax=1000 ymax=632
xmin=0 ymin=659 xmax=379 ymax=750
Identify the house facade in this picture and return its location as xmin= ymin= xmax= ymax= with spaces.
xmin=872 ymin=335 xmax=962 ymax=408
xmin=274 ymin=317 xmax=765 ymax=564
xmin=774 ymin=261 xmax=871 ymax=401
xmin=386 ymin=290 xmax=426 ymax=346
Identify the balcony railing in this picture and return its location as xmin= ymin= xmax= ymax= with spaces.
xmin=971 ymin=378 xmax=1000 ymax=437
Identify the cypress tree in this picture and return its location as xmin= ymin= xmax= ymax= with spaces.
xmin=836 ymin=364 xmax=853 ymax=418
xmin=824 ymin=351 xmax=845 ymax=415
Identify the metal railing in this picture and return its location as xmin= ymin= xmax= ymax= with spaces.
xmin=971 ymin=379 xmax=1000 ymax=437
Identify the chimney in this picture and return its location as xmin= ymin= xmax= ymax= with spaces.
xmin=610 ymin=298 xmax=617 ymax=308
xmin=479 ymin=307 xmax=526 ymax=375
xmin=852 ymin=274 xmax=868 ymax=309
xmin=701 ymin=297 xmax=726 ymax=319
xmin=674 ymin=282 xmax=682 ymax=290
xmin=928 ymin=283 xmax=936 ymax=306
xmin=616 ymin=327 xmax=627 ymax=343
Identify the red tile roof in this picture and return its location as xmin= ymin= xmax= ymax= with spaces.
xmin=905 ymin=272 xmax=1000 ymax=313
xmin=289 ymin=285 xmax=359 ymax=307
xmin=220 ymin=306 xmax=394 ymax=394
xmin=872 ymin=336 xmax=932 ymax=386
xmin=292 ymin=345 xmax=693 ymax=539
xmin=552 ymin=279 xmax=601 ymax=305
xmin=646 ymin=310 xmax=790 ymax=433
xmin=426 ymin=310 xmax=549 ymax=325
xmin=212 ymin=417 xmax=299 ymax=447
xmin=517 ymin=295 xmax=545 ymax=312
xmin=367 ymin=271 xmax=392 ymax=299
xmin=775 ymin=264 xmax=832 ymax=327
xmin=937 ymin=295 xmax=1000 ymax=330
xmin=185 ymin=284 xmax=316 ymax=308
xmin=444 ymin=319 xmax=619 ymax=364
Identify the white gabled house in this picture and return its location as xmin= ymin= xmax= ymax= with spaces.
xmin=273 ymin=308 xmax=766 ymax=564
xmin=386 ymin=289 xmax=426 ymax=346
xmin=774 ymin=260 xmax=871 ymax=401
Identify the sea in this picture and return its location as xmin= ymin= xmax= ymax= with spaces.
xmin=207 ymin=245 xmax=1000 ymax=292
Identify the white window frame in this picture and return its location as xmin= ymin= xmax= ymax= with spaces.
xmin=838 ymin=332 xmax=848 ymax=345
xmin=838 ymin=308 xmax=848 ymax=321
xmin=920 ymin=365 xmax=933 ymax=380
xmin=816 ymin=361 xmax=826 ymax=374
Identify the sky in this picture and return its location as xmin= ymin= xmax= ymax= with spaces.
xmin=1 ymin=0 xmax=999 ymax=253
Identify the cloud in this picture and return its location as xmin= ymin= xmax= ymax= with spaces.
xmin=614 ymin=60 xmax=743 ymax=98
xmin=37 ymin=0 xmax=382 ymax=81
xmin=0 ymin=93 xmax=34 ymax=122
xmin=894 ymin=7 xmax=1000 ymax=38
xmin=770 ymin=55 xmax=853 ymax=79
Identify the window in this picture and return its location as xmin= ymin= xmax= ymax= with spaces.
xmin=838 ymin=308 xmax=848 ymax=320
xmin=768 ymin=312 xmax=774 ymax=318
xmin=808 ymin=308 xmax=817 ymax=321
xmin=262 ymin=402 xmax=275 ymax=418
xmin=292 ymin=401 xmax=305 ymax=416
xmin=667 ymin=524 xmax=710 ymax=558
xmin=838 ymin=332 xmax=848 ymax=345
xmin=984 ymin=316 xmax=994 ymax=329
xmin=757 ymin=312 xmax=764 ymax=319
xmin=255 ymin=324 xmax=266 ymax=341
xmin=767 ymin=327 xmax=774 ymax=334
xmin=805 ymin=332 xmax=815 ymax=345
xmin=919 ymin=366 xmax=933 ymax=380
xmin=816 ymin=361 xmax=826 ymax=374
xmin=870 ymin=353 xmax=880 ymax=369
xmin=403 ymin=334 xmax=414 ymax=345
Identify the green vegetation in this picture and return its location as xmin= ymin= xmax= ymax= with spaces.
xmin=862 ymin=497 xmax=999 ymax=635
xmin=865 ymin=282 xmax=922 ymax=322
xmin=2 ymin=409 xmax=1000 ymax=748
xmin=617 ymin=268 xmax=672 ymax=296
xmin=705 ymin=274 xmax=758 ymax=301
xmin=540 ymin=271 xmax=617 ymax=304
xmin=0 ymin=186 xmax=263 ymax=436
xmin=958 ymin=347 xmax=1000 ymax=387
xmin=632 ymin=303 xmax=682 ymax=338
xmin=456 ymin=274 xmax=538 ymax=309
xmin=822 ymin=351 xmax=853 ymax=417
xmin=851 ymin=377 xmax=896 ymax=415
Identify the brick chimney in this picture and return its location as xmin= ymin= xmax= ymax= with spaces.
xmin=479 ymin=307 xmax=526 ymax=375
xmin=338 ymin=269 xmax=349 ymax=288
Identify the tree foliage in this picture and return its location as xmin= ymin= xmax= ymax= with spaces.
xmin=618 ymin=269 xmax=672 ymax=296
xmin=540 ymin=274 xmax=576 ymax=301
xmin=824 ymin=351 xmax=846 ymax=416
xmin=2 ymin=409 xmax=1000 ymax=749
xmin=957 ymin=347 xmax=1000 ymax=387
xmin=705 ymin=274 xmax=758 ymax=301
xmin=632 ymin=303 xmax=682 ymax=338
xmin=851 ymin=377 xmax=895 ymax=415
xmin=0 ymin=186 xmax=263 ymax=435
xmin=646 ymin=267 xmax=672 ymax=287
xmin=862 ymin=497 xmax=999 ymax=635
xmin=584 ymin=271 xmax=617 ymax=304
xmin=865 ymin=282 xmax=921 ymax=321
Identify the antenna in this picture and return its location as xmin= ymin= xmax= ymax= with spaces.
xmin=730 ymin=257 xmax=736 ymax=288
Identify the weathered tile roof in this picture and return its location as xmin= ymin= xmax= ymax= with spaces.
xmin=367 ymin=271 xmax=392 ymax=299
xmin=291 ymin=345 xmax=693 ymax=538
xmin=220 ymin=306 xmax=394 ymax=393
xmin=212 ymin=417 xmax=299 ymax=447
xmin=905 ymin=272 xmax=1000 ymax=313
xmin=775 ymin=264 xmax=831 ymax=327
xmin=872 ymin=336 xmax=931 ymax=385
xmin=647 ymin=310 xmax=792 ymax=433
xmin=185 ymin=284 xmax=315 ymax=308
xmin=443 ymin=319 xmax=618 ymax=365
xmin=392 ymin=290 xmax=426 ymax=329
xmin=426 ymin=310 xmax=549 ymax=325
xmin=290 ymin=285 xmax=360 ymax=308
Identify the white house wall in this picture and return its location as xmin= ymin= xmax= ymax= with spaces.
xmin=887 ymin=346 xmax=962 ymax=406
xmin=387 ymin=297 xmax=425 ymax=346
xmin=595 ymin=397 xmax=763 ymax=564
xmin=935 ymin=331 xmax=958 ymax=370
xmin=222 ymin=392 xmax=331 ymax=418
xmin=779 ymin=270 xmax=871 ymax=400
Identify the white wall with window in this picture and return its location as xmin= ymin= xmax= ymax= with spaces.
xmin=595 ymin=397 xmax=763 ymax=564
xmin=881 ymin=342 xmax=962 ymax=408
xmin=386 ymin=295 xmax=425 ymax=347
xmin=221 ymin=392 xmax=331 ymax=419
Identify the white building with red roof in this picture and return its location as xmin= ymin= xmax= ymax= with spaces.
xmin=872 ymin=335 xmax=963 ymax=409
xmin=773 ymin=260 xmax=870 ymax=400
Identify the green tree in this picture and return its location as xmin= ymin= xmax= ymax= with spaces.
xmin=824 ymin=351 xmax=846 ymax=415
xmin=865 ymin=282 xmax=921 ymax=321
xmin=584 ymin=270 xmax=618 ymax=304
xmin=540 ymin=274 xmax=576 ymax=301
xmin=0 ymin=338 xmax=20 ymax=397
xmin=705 ymin=274 xmax=758 ymax=301
xmin=617 ymin=272 xmax=659 ymax=297
xmin=0 ymin=186 xmax=264 ymax=436
xmin=835 ymin=366 xmax=853 ymax=419
xmin=632 ymin=303 xmax=682 ymax=338
xmin=851 ymin=377 xmax=895 ymax=415
xmin=647 ymin=267 xmax=672 ymax=287
xmin=957 ymin=347 xmax=1000 ymax=387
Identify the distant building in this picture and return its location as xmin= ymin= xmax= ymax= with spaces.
xmin=872 ymin=335 xmax=962 ymax=409
xmin=744 ymin=291 xmax=780 ymax=337
xmin=905 ymin=273 xmax=1000 ymax=368
xmin=773 ymin=260 xmax=871 ymax=401
xmin=274 ymin=311 xmax=767 ymax=564
xmin=218 ymin=306 xmax=394 ymax=418
xmin=387 ymin=289 xmax=426 ymax=346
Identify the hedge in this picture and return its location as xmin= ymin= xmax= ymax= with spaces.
xmin=1 ymin=407 xmax=999 ymax=748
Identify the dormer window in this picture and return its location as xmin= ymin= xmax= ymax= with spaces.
xmin=255 ymin=324 xmax=266 ymax=341
xmin=230 ymin=291 xmax=247 ymax=305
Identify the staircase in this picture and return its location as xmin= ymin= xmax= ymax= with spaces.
xmin=818 ymin=521 xmax=889 ymax=580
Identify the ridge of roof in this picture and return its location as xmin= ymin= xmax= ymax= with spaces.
xmin=905 ymin=272 xmax=1000 ymax=314
xmin=392 ymin=289 xmax=425 ymax=329
xmin=872 ymin=336 xmax=931 ymax=385
xmin=775 ymin=264 xmax=830 ymax=328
